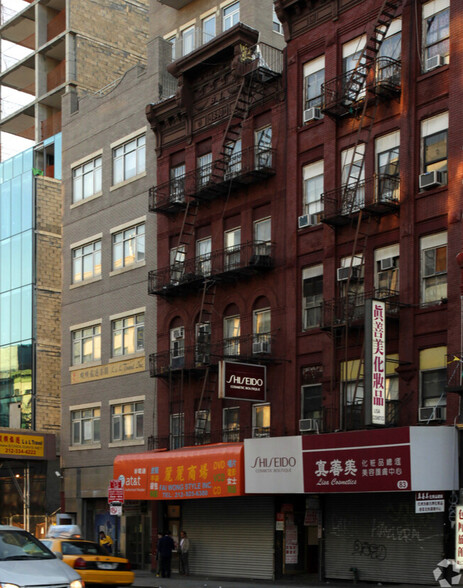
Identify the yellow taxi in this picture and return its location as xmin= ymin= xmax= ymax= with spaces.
xmin=42 ymin=526 xmax=134 ymax=586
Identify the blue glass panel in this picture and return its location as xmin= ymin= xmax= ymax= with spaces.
xmin=54 ymin=133 xmax=62 ymax=180
xmin=13 ymin=153 xmax=23 ymax=177
xmin=21 ymin=285 xmax=32 ymax=340
xmin=3 ymin=158 xmax=12 ymax=182
xmin=21 ymin=231 xmax=33 ymax=287
xmin=23 ymin=148 xmax=33 ymax=172
xmin=10 ymin=288 xmax=21 ymax=343
xmin=0 ymin=291 xmax=11 ymax=345
xmin=11 ymin=175 xmax=22 ymax=236
xmin=0 ymin=181 xmax=11 ymax=240
xmin=0 ymin=238 xmax=11 ymax=291
xmin=22 ymin=172 xmax=33 ymax=231
xmin=10 ymin=234 xmax=21 ymax=289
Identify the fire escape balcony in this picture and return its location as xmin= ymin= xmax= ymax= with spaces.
xmin=345 ymin=399 xmax=400 ymax=430
xmin=148 ymin=241 xmax=275 ymax=297
xmin=446 ymin=353 xmax=463 ymax=394
xmin=321 ymin=174 xmax=400 ymax=227
xmin=322 ymin=57 xmax=401 ymax=119
xmin=148 ymin=146 xmax=276 ymax=215
xmin=149 ymin=333 xmax=277 ymax=378
xmin=320 ymin=290 xmax=400 ymax=331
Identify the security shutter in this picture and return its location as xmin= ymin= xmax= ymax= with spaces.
xmin=324 ymin=493 xmax=444 ymax=584
xmin=182 ymin=496 xmax=274 ymax=579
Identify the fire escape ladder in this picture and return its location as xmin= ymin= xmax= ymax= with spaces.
xmin=195 ymin=367 xmax=217 ymax=440
xmin=173 ymin=199 xmax=199 ymax=272
xmin=198 ymin=278 xmax=217 ymax=326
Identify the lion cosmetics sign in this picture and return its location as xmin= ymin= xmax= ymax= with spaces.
xmin=218 ymin=361 xmax=266 ymax=401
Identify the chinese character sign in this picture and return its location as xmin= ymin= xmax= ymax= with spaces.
xmin=365 ymin=299 xmax=386 ymax=426
xmin=456 ymin=506 xmax=463 ymax=566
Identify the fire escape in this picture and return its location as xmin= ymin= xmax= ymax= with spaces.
xmin=319 ymin=0 xmax=403 ymax=431
xmin=148 ymin=37 xmax=282 ymax=447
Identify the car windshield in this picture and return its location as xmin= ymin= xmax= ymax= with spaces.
xmin=0 ymin=530 xmax=55 ymax=561
xmin=59 ymin=540 xmax=110 ymax=556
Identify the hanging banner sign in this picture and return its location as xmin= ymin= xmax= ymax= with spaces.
xmin=364 ymin=299 xmax=386 ymax=426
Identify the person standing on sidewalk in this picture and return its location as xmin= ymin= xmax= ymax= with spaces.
xmin=179 ymin=530 xmax=190 ymax=575
xmin=158 ymin=530 xmax=175 ymax=578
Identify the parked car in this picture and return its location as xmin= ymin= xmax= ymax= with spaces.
xmin=42 ymin=527 xmax=134 ymax=587
xmin=0 ymin=524 xmax=84 ymax=588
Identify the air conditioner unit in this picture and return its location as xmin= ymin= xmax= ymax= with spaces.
xmin=419 ymin=170 xmax=444 ymax=190
xmin=425 ymin=54 xmax=445 ymax=72
xmin=299 ymin=418 xmax=320 ymax=433
xmin=170 ymin=355 xmax=185 ymax=369
xmin=172 ymin=327 xmax=184 ymax=340
xmin=303 ymin=107 xmax=322 ymax=123
xmin=253 ymin=340 xmax=271 ymax=354
xmin=380 ymin=257 xmax=395 ymax=271
xmin=419 ymin=406 xmax=445 ymax=422
xmin=337 ymin=265 xmax=359 ymax=281
xmin=298 ymin=213 xmax=320 ymax=229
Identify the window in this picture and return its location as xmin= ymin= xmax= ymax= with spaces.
xmin=170 ymin=326 xmax=185 ymax=368
xmin=197 ymin=152 xmax=212 ymax=188
xmin=72 ymin=239 xmax=101 ymax=283
xmin=112 ymin=313 xmax=144 ymax=357
xmin=224 ymin=227 xmax=241 ymax=270
xmin=421 ymin=232 xmax=447 ymax=304
xmin=196 ymin=236 xmax=211 ymax=276
xmin=376 ymin=19 xmax=402 ymax=87
xmin=72 ymin=324 xmax=101 ymax=365
xmin=223 ymin=407 xmax=240 ymax=442
xmin=302 ymin=160 xmax=323 ymax=221
xmin=112 ymin=223 xmax=145 ymax=270
xmin=422 ymin=0 xmax=449 ymax=69
xmin=302 ymin=265 xmax=323 ymax=330
xmin=71 ymin=407 xmax=100 ymax=445
xmin=342 ymin=360 xmax=364 ymax=430
xmin=420 ymin=347 xmax=447 ymax=417
xmin=374 ymin=244 xmax=399 ymax=297
xmin=225 ymin=139 xmax=241 ymax=178
xmin=202 ymin=14 xmax=216 ymax=43
xmin=170 ymin=413 xmax=184 ymax=449
xmin=224 ymin=315 xmax=240 ymax=356
xmin=182 ymin=25 xmax=195 ymax=56
xmin=170 ymin=245 xmax=185 ymax=283
xmin=170 ymin=163 xmax=186 ymax=202
xmin=223 ymin=1 xmax=239 ymax=31
xmin=253 ymin=308 xmax=271 ymax=353
xmin=195 ymin=409 xmax=211 ymax=445
xmin=111 ymin=401 xmax=144 ymax=442
xmin=272 ymin=6 xmax=282 ymax=34
xmin=253 ymin=217 xmax=271 ymax=255
xmin=72 ymin=155 xmax=102 ymax=203
xmin=338 ymin=256 xmax=365 ymax=320
xmin=378 ymin=19 xmax=402 ymax=61
xmin=166 ymin=35 xmax=176 ymax=60
xmin=302 ymin=384 xmax=322 ymax=421
xmin=343 ymin=36 xmax=366 ymax=101
xmin=253 ymin=403 xmax=270 ymax=437
xmin=195 ymin=322 xmax=211 ymax=364
xmin=376 ymin=131 xmax=400 ymax=202
xmin=255 ymin=126 xmax=272 ymax=169
xmin=303 ymin=55 xmax=325 ymax=111
xmin=422 ymin=112 xmax=448 ymax=177
xmin=113 ymin=134 xmax=145 ymax=185
xmin=341 ymin=144 xmax=365 ymax=211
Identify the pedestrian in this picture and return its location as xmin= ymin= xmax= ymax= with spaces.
xmin=158 ymin=530 xmax=175 ymax=578
xmin=99 ymin=530 xmax=113 ymax=554
xmin=179 ymin=530 xmax=190 ymax=575
xmin=154 ymin=531 xmax=162 ymax=577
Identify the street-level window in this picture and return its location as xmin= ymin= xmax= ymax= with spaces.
xmin=170 ymin=412 xmax=184 ymax=449
xmin=422 ymin=0 xmax=449 ymax=70
xmin=113 ymin=134 xmax=145 ymax=185
xmin=302 ymin=265 xmax=323 ymax=330
xmin=252 ymin=403 xmax=270 ymax=437
xmin=72 ymin=239 xmax=101 ymax=283
xmin=223 ymin=1 xmax=239 ymax=31
xmin=224 ymin=314 xmax=240 ymax=356
xmin=421 ymin=232 xmax=447 ymax=305
xmin=111 ymin=401 xmax=144 ymax=441
xmin=72 ymin=155 xmax=102 ymax=203
xmin=71 ymin=407 xmax=100 ymax=445
xmin=202 ymin=14 xmax=216 ymax=43
xmin=112 ymin=223 xmax=145 ymax=270
xmin=223 ymin=407 xmax=240 ymax=442
xmin=72 ymin=324 xmax=101 ymax=365
xmin=111 ymin=313 xmax=144 ymax=357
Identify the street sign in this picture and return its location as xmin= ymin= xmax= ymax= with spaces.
xmin=108 ymin=488 xmax=124 ymax=504
xmin=110 ymin=504 xmax=122 ymax=516
xmin=109 ymin=478 xmax=122 ymax=489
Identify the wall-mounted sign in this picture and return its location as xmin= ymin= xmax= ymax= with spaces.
xmin=415 ymin=491 xmax=445 ymax=513
xmin=71 ymin=356 xmax=145 ymax=384
xmin=364 ymin=299 xmax=386 ymax=426
xmin=0 ymin=432 xmax=44 ymax=458
xmin=218 ymin=361 xmax=266 ymax=401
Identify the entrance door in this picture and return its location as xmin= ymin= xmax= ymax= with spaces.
xmin=125 ymin=514 xmax=151 ymax=569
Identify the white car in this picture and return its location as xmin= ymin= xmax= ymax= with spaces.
xmin=0 ymin=525 xmax=84 ymax=588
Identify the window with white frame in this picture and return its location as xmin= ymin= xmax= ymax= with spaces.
xmin=223 ymin=1 xmax=239 ymax=31
xmin=71 ymin=407 xmax=100 ymax=446
xmin=111 ymin=401 xmax=144 ymax=442
xmin=421 ymin=232 xmax=447 ymax=305
xmin=225 ymin=139 xmax=241 ymax=178
xmin=421 ymin=112 xmax=448 ymax=177
xmin=195 ymin=322 xmax=211 ymax=364
xmin=338 ymin=256 xmax=365 ymax=320
xmin=195 ymin=409 xmax=211 ymax=444
xmin=376 ymin=131 xmax=400 ymax=202
xmin=419 ymin=347 xmax=447 ymax=417
xmin=170 ymin=412 xmax=184 ymax=449
xmin=202 ymin=13 xmax=216 ymax=43
xmin=422 ymin=0 xmax=449 ymax=70
xmin=111 ymin=313 xmax=144 ymax=357
xmin=302 ymin=160 xmax=323 ymax=221
xmin=72 ymin=324 xmax=101 ymax=366
xmin=182 ymin=25 xmax=195 ymax=56
xmin=378 ymin=18 xmax=402 ymax=61
xmin=224 ymin=314 xmax=240 ymax=356
xmin=196 ymin=236 xmax=211 ymax=276
xmin=302 ymin=265 xmax=323 ymax=330
xmin=224 ymin=227 xmax=241 ymax=270
xmin=303 ymin=55 xmax=325 ymax=112
xmin=170 ymin=245 xmax=185 ymax=283
xmin=341 ymin=144 xmax=365 ymax=210
xmin=272 ymin=6 xmax=283 ymax=34
xmin=113 ymin=134 xmax=145 ymax=185
xmin=343 ymin=36 xmax=366 ymax=101
xmin=170 ymin=163 xmax=186 ymax=202
xmin=72 ymin=155 xmax=102 ymax=203
xmin=253 ymin=308 xmax=271 ymax=353
xmin=223 ymin=407 xmax=240 ymax=442
xmin=301 ymin=384 xmax=322 ymax=421
xmin=253 ymin=217 xmax=271 ymax=255
xmin=197 ymin=152 xmax=212 ymax=188
xmin=374 ymin=244 xmax=399 ymax=297
xmin=255 ymin=126 xmax=272 ymax=168
xmin=112 ymin=223 xmax=145 ymax=271
xmin=170 ymin=326 xmax=185 ymax=368
xmin=72 ymin=239 xmax=101 ymax=283
xmin=166 ymin=35 xmax=176 ymax=60
xmin=252 ymin=403 xmax=270 ymax=437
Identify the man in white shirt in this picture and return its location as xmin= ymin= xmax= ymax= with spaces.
xmin=179 ymin=530 xmax=190 ymax=575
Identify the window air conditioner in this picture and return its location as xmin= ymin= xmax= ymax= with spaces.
xmin=299 ymin=418 xmax=320 ymax=433
xmin=419 ymin=170 xmax=444 ymax=190
xmin=419 ymin=406 xmax=445 ymax=422
xmin=337 ymin=265 xmax=359 ymax=281
xmin=303 ymin=107 xmax=322 ymax=123
xmin=172 ymin=327 xmax=184 ymax=340
xmin=170 ymin=355 xmax=185 ymax=369
xmin=425 ymin=54 xmax=445 ymax=72
xmin=380 ymin=257 xmax=395 ymax=271
xmin=298 ymin=213 xmax=321 ymax=229
xmin=253 ymin=340 xmax=271 ymax=354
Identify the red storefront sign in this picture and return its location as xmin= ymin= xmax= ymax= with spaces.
xmin=218 ymin=361 xmax=266 ymax=401
xmin=303 ymin=428 xmax=411 ymax=493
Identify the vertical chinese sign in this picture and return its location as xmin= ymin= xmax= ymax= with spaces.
xmin=364 ymin=299 xmax=386 ymax=426
xmin=456 ymin=506 xmax=463 ymax=566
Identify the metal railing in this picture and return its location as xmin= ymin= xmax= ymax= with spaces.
xmin=321 ymin=290 xmax=400 ymax=329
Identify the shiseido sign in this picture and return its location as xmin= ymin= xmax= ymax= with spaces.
xmin=218 ymin=361 xmax=266 ymax=401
